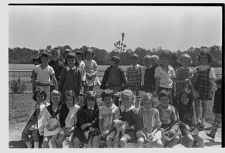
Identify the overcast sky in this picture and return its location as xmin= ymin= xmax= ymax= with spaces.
xmin=9 ymin=5 xmax=222 ymax=52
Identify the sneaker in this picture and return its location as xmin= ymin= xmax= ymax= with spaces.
xmin=206 ymin=133 xmax=215 ymax=139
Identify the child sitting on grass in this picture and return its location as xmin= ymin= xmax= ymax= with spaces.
xmin=98 ymin=89 xmax=120 ymax=148
xmin=22 ymin=88 xmax=49 ymax=148
xmin=57 ymin=90 xmax=80 ymax=148
xmin=41 ymin=90 xmax=62 ymax=148
xmin=157 ymin=90 xmax=181 ymax=148
xmin=137 ymin=93 xmax=163 ymax=148
xmin=118 ymin=89 xmax=143 ymax=148
xmin=176 ymin=91 xmax=204 ymax=148
xmin=72 ymin=91 xmax=99 ymax=148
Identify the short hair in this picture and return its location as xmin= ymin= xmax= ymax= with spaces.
xmin=85 ymin=48 xmax=95 ymax=58
xmin=63 ymin=49 xmax=72 ymax=59
xmin=40 ymin=52 xmax=50 ymax=58
xmin=32 ymin=57 xmax=41 ymax=64
xmin=144 ymin=55 xmax=151 ymax=61
xmin=120 ymin=89 xmax=136 ymax=105
xmin=101 ymin=89 xmax=114 ymax=101
xmin=198 ymin=51 xmax=213 ymax=64
xmin=111 ymin=56 xmax=120 ymax=65
xmin=32 ymin=87 xmax=47 ymax=101
xmin=83 ymin=91 xmax=98 ymax=108
xmin=130 ymin=53 xmax=139 ymax=60
xmin=141 ymin=93 xmax=154 ymax=106
xmin=50 ymin=90 xmax=61 ymax=98
xmin=65 ymin=52 xmax=79 ymax=66
xmin=178 ymin=53 xmax=192 ymax=64
xmin=158 ymin=90 xmax=170 ymax=99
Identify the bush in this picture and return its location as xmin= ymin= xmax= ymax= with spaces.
xmin=10 ymin=77 xmax=26 ymax=94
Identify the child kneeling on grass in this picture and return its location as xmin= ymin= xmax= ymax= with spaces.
xmin=41 ymin=90 xmax=62 ymax=148
xmin=72 ymin=91 xmax=99 ymax=148
xmin=22 ymin=88 xmax=49 ymax=148
xmin=118 ymin=89 xmax=143 ymax=148
xmin=57 ymin=90 xmax=80 ymax=148
xmin=157 ymin=90 xmax=181 ymax=148
xmin=136 ymin=93 xmax=163 ymax=148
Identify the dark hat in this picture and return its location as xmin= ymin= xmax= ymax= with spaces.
xmin=111 ymin=56 xmax=120 ymax=64
xmin=76 ymin=50 xmax=83 ymax=55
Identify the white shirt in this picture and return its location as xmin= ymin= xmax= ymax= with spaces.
xmin=154 ymin=65 xmax=176 ymax=88
xmin=65 ymin=105 xmax=80 ymax=128
xmin=34 ymin=65 xmax=55 ymax=84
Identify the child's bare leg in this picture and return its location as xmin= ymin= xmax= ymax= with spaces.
xmin=119 ymin=136 xmax=128 ymax=148
xmin=106 ymin=138 xmax=113 ymax=148
xmin=181 ymin=134 xmax=194 ymax=148
xmin=68 ymin=134 xmax=74 ymax=148
xmin=57 ymin=134 xmax=65 ymax=148
xmin=154 ymin=139 xmax=163 ymax=148
xmin=195 ymin=100 xmax=201 ymax=122
xmin=201 ymin=100 xmax=208 ymax=124
xmin=166 ymin=135 xmax=180 ymax=148
xmin=51 ymin=133 xmax=59 ymax=148
xmin=113 ymin=136 xmax=120 ymax=148
xmin=193 ymin=134 xmax=204 ymax=148
xmin=32 ymin=131 xmax=39 ymax=148
xmin=42 ymin=136 xmax=51 ymax=148
xmin=22 ymin=129 xmax=32 ymax=148
xmin=136 ymin=137 xmax=144 ymax=148
xmin=72 ymin=137 xmax=80 ymax=148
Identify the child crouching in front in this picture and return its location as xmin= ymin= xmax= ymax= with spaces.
xmin=22 ymin=88 xmax=49 ymax=148
xmin=136 ymin=93 xmax=163 ymax=148
xmin=157 ymin=90 xmax=181 ymax=148
xmin=41 ymin=90 xmax=62 ymax=148
xmin=57 ymin=90 xmax=80 ymax=148
xmin=118 ymin=89 xmax=143 ymax=148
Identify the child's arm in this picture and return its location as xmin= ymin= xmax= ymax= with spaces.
xmin=51 ymin=74 xmax=58 ymax=90
xmin=32 ymin=70 xmax=37 ymax=93
xmin=154 ymin=66 xmax=160 ymax=95
xmin=58 ymin=68 xmax=65 ymax=92
xmin=92 ymin=60 xmax=98 ymax=76
xmin=98 ymin=119 xmax=104 ymax=135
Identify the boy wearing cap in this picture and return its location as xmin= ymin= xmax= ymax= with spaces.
xmin=101 ymin=56 xmax=126 ymax=92
xmin=32 ymin=52 xmax=58 ymax=102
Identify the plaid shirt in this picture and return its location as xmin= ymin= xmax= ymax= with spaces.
xmin=126 ymin=64 xmax=142 ymax=88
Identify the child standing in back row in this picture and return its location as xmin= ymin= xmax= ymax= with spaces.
xmin=206 ymin=78 xmax=222 ymax=139
xmin=83 ymin=48 xmax=101 ymax=91
xmin=193 ymin=51 xmax=217 ymax=128
xmin=32 ymin=52 xmax=58 ymax=102
xmin=154 ymin=52 xmax=176 ymax=104
xmin=101 ymin=56 xmax=126 ymax=92
xmin=126 ymin=53 xmax=142 ymax=96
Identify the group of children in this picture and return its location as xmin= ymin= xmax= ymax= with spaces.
xmin=22 ymin=48 xmax=222 ymax=148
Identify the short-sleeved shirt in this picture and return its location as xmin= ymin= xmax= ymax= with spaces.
xmin=99 ymin=103 xmax=120 ymax=132
xmin=138 ymin=107 xmax=162 ymax=133
xmin=154 ymin=65 xmax=176 ymax=88
xmin=157 ymin=104 xmax=177 ymax=125
xmin=34 ymin=65 xmax=55 ymax=84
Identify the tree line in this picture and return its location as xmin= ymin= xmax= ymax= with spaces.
xmin=8 ymin=45 xmax=222 ymax=67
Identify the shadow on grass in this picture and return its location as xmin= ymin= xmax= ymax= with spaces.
xmin=205 ymin=139 xmax=221 ymax=147
xmin=9 ymin=140 xmax=27 ymax=148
